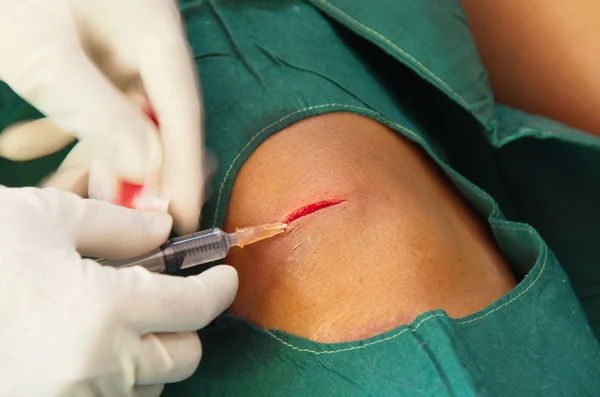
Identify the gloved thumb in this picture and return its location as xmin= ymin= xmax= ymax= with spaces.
xmin=70 ymin=196 xmax=173 ymax=259
xmin=0 ymin=187 xmax=173 ymax=258
xmin=4 ymin=43 xmax=162 ymax=184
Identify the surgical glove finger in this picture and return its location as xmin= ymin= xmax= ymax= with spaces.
xmin=138 ymin=5 xmax=203 ymax=234
xmin=0 ymin=29 xmax=162 ymax=185
xmin=39 ymin=141 xmax=91 ymax=197
xmin=133 ymin=385 xmax=164 ymax=397
xmin=136 ymin=332 xmax=202 ymax=385
xmin=0 ymin=187 xmax=172 ymax=258
xmin=72 ymin=198 xmax=173 ymax=259
xmin=121 ymin=265 xmax=238 ymax=333
xmin=0 ymin=120 xmax=91 ymax=197
xmin=0 ymin=118 xmax=75 ymax=160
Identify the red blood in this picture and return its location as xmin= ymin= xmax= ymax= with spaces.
xmin=113 ymin=182 xmax=144 ymax=208
xmin=113 ymin=105 xmax=158 ymax=208
xmin=144 ymin=107 xmax=159 ymax=127
xmin=283 ymin=199 xmax=345 ymax=224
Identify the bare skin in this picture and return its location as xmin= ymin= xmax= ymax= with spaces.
xmin=460 ymin=0 xmax=600 ymax=136
xmin=224 ymin=113 xmax=515 ymax=343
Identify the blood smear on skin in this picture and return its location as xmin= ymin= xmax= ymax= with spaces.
xmin=283 ymin=199 xmax=345 ymax=224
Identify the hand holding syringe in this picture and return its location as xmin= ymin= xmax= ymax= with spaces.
xmin=98 ymin=222 xmax=287 ymax=274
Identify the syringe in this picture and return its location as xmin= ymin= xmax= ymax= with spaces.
xmin=97 ymin=222 xmax=286 ymax=274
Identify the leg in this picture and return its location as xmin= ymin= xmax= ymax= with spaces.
xmin=223 ymin=113 xmax=515 ymax=343
xmin=461 ymin=0 xmax=600 ymax=136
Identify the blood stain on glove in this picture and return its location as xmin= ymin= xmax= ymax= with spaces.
xmin=113 ymin=105 xmax=167 ymax=211
xmin=113 ymin=181 xmax=145 ymax=208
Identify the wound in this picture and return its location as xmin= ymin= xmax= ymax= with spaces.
xmin=283 ymin=200 xmax=345 ymax=224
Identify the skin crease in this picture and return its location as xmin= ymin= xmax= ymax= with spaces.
xmin=460 ymin=0 xmax=600 ymax=136
xmin=224 ymin=113 xmax=515 ymax=343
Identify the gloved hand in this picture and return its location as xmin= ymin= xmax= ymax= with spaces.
xmin=0 ymin=186 xmax=238 ymax=397
xmin=0 ymin=0 xmax=203 ymax=234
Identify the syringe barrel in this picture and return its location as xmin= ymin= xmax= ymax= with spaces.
xmin=165 ymin=227 xmax=233 ymax=270
xmin=97 ymin=228 xmax=233 ymax=274
xmin=95 ymin=248 xmax=167 ymax=273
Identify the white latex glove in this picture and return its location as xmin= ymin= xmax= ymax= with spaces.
xmin=0 ymin=0 xmax=203 ymax=234
xmin=0 ymin=186 xmax=238 ymax=397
